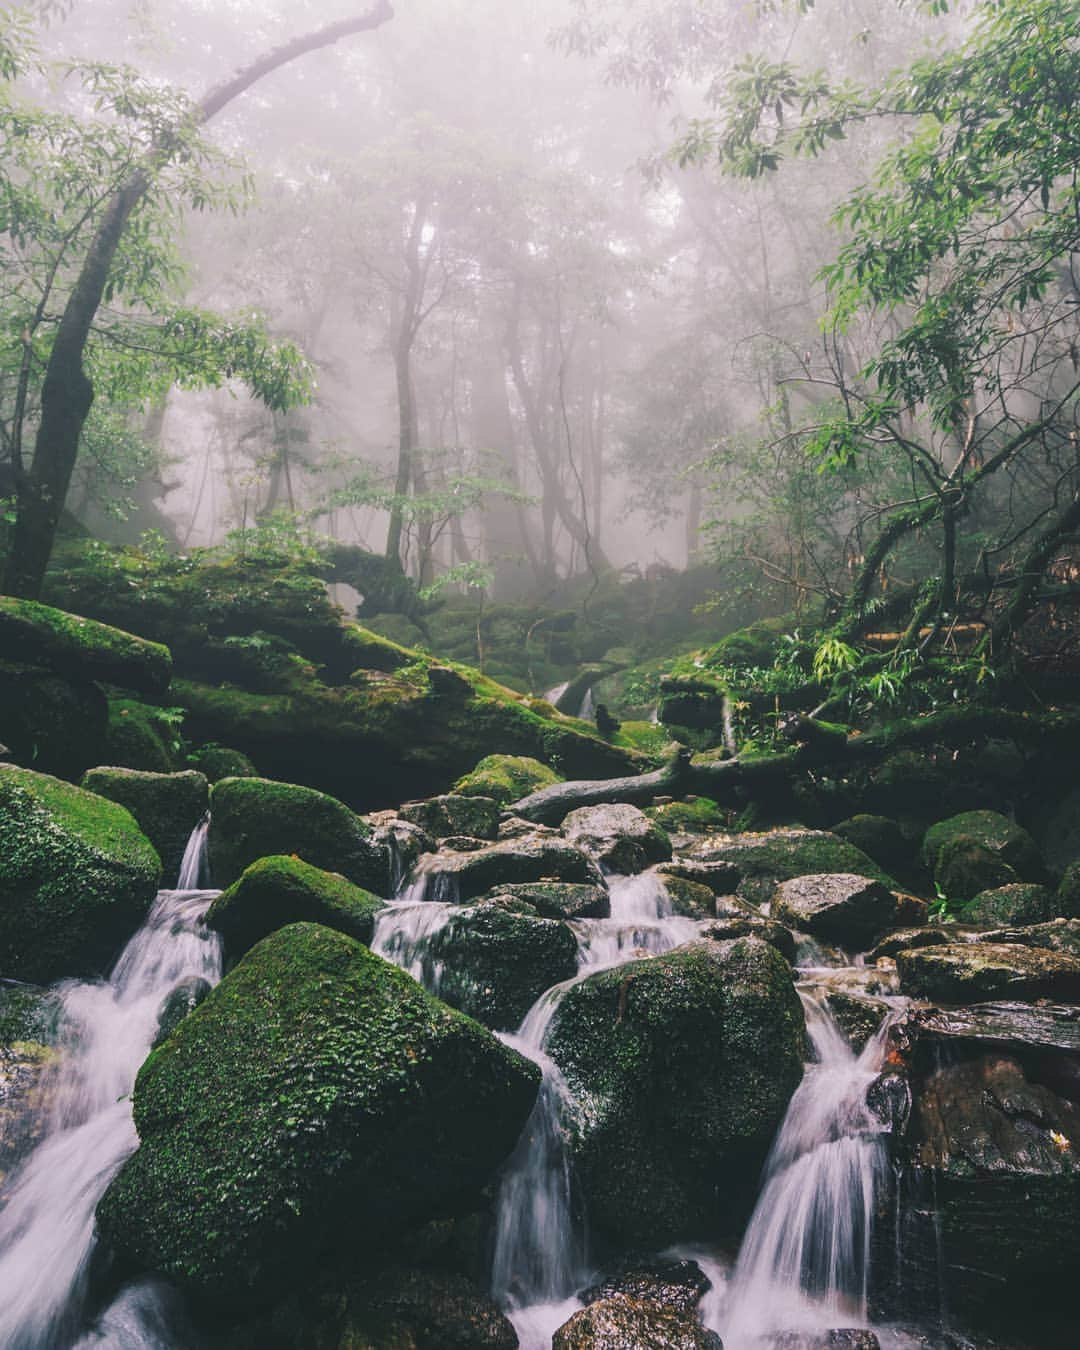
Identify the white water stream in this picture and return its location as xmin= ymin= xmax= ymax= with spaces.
xmin=0 ymin=825 xmax=222 ymax=1350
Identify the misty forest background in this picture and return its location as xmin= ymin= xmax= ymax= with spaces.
xmin=1 ymin=0 xmax=1079 ymax=762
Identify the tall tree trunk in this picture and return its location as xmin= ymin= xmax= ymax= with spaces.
xmin=2 ymin=1 xmax=394 ymax=599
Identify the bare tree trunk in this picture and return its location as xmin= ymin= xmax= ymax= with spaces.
xmin=3 ymin=1 xmax=394 ymax=599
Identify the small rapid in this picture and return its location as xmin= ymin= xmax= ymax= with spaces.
xmin=0 ymin=824 xmax=222 ymax=1350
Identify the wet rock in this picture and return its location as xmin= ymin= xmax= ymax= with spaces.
xmin=655 ymin=859 xmax=741 ymax=896
xmin=497 ymin=814 xmax=560 ymax=841
xmin=963 ymin=882 xmax=1059 ymax=926
xmin=562 ymin=803 xmax=672 ymax=874
xmin=553 ymin=1293 xmax=721 ymax=1349
xmin=547 ymin=937 xmax=805 ymax=1246
xmin=867 ymin=927 xmax=955 ymax=962
xmin=656 ymin=872 xmax=717 ymax=919
xmin=688 ymin=830 xmax=897 ymax=908
xmin=97 ymin=923 xmax=540 ymax=1307
xmin=979 ymin=916 xmax=1080 ymax=960
xmin=895 ymin=941 xmax=1080 ymax=1003
xmin=399 ymin=794 xmax=501 ymax=842
xmin=0 ymin=765 xmax=161 ymax=983
xmin=408 ymin=835 xmax=603 ymax=903
xmin=824 ymin=991 xmax=890 ymax=1053
xmin=426 ymin=898 xmax=579 ymax=1030
xmin=80 ymin=769 xmax=209 ymax=883
xmin=368 ymin=816 xmax=435 ymax=895
xmin=480 ymin=881 xmax=610 ymax=920
xmin=152 ymin=976 xmax=212 ymax=1048
xmin=0 ymin=982 xmax=62 ymax=1184
xmin=206 ymin=855 xmax=384 ymax=961
xmin=704 ymin=916 xmax=796 ymax=963
xmin=208 ymin=776 xmax=387 ymax=891
xmin=454 ymin=753 xmax=563 ymax=806
xmin=580 ymin=1256 xmax=713 ymax=1314
xmin=911 ymin=1000 xmax=1080 ymax=1056
xmin=922 ymin=810 xmax=1046 ymax=883
xmin=770 ymin=1334 xmax=879 ymax=1350
xmin=772 ymin=874 xmax=906 ymax=948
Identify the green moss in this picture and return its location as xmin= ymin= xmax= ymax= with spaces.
xmin=964 ymin=883 xmax=1059 ymax=927
xmin=106 ymin=699 xmax=175 ymax=773
xmin=694 ymin=828 xmax=899 ymax=908
xmin=0 ymin=597 xmax=171 ymax=695
xmin=207 ymin=856 xmax=385 ymax=961
xmin=546 ymin=937 xmax=805 ymax=1245
xmin=934 ymin=836 xmax=1019 ymax=902
xmin=398 ymin=794 xmax=501 ymax=841
xmin=453 ymin=755 xmax=563 ymax=806
xmin=922 ymin=810 xmax=1045 ymax=881
xmin=0 ymin=765 xmax=161 ymax=982
xmin=187 ymin=744 xmax=258 ymax=782
xmin=208 ymin=777 xmax=386 ymax=892
xmin=0 ymin=662 xmax=108 ymax=779
xmin=648 ymin=797 xmax=726 ymax=835
xmin=80 ymin=769 xmax=208 ymax=883
xmin=96 ymin=923 xmax=540 ymax=1307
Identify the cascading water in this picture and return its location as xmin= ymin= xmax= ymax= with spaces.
xmin=0 ymin=822 xmax=222 ymax=1350
xmin=576 ymin=687 xmax=595 ymax=721
xmin=719 ymin=990 xmax=901 ymax=1348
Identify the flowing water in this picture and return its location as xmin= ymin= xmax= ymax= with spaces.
xmin=0 ymin=825 xmax=222 ymax=1350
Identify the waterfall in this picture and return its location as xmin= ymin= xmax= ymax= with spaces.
xmin=176 ymin=814 xmax=210 ymax=891
xmin=544 ymin=681 xmax=570 ymax=707
xmin=0 ymin=825 xmax=223 ymax=1350
xmin=370 ymin=900 xmax=454 ymax=986
xmin=719 ymin=992 xmax=899 ymax=1348
xmin=577 ymin=687 xmax=595 ymax=721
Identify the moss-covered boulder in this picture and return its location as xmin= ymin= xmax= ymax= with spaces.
xmin=454 ymin=754 xmax=563 ymax=806
xmin=187 ymin=744 xmax=258 ymax=782
xmin=896 ymin=942 xmax=1080 ymax=1003
xmin=424 ymin=899 xmax=578 ymax=1031
xmin=80 ymin=769 xmax=208 ymax=883
xmin=0 ymin=766 xmax=161 ymax=983
xmin=399 ymin=795 xmax=501 ymax=842
xmin=647 ymin=796 xmax=726 ymax=836
xmin=772 ymin=874 xmax=906 ymax=948
xmin=0 ymin=597 xmax=171 ymax=695
xmin=547 ymin=937 xmax=805 ymax=1246
xmin=580 ymin=1256 xmax=712 ymax=1314
xmin=553 ymin=1294 xmax=720 ymax=1349
xmin=105 ymin=699 xmax=176 ymax=772
xmin=689 ymin=829 xmax=897 ymax=908
xmin=208 ymin=777 xmax=386 ymax=892
xmin=206 ymin=856 xmax=384 ymax=962
xmin=824 ymin=990 xmax=890 ymax=1054
xmin=964 ymin=883 xmax=1059 ymax=927
xmin=922 ymin=810 xmax=1045 ymax=881
xmin=480 ymin=881 xmax=610 ymax=921
xmin=338 ymin=1268 xmax=518 ymax=1349
xmin=932 ymin=836 xmax=1019 ymax=902
xmin=703 ymin=915 xmax=797 ymax=963
xmin=0 ymin=982 xmax=62 ymax=1183
xmin=96 ymin=923 xmax=540 ymax=1307
xmin=562 ymin=803 xmax=672 ymax=874
xmin=979 ymin=918 xmax=1080 ymax=960
xmin=830 ymin=814 xmax=924 ymax=890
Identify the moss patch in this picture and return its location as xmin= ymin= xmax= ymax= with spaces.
xmin=81 ymin=769 xmax=208 ymax=884
xmin=453 ymin=754 xmax=563 ymax=806
xmin=0 ymin=597 xmax=171 ymax=695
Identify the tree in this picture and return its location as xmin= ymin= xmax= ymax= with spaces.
xmin=1 ymin=1 xmax=394 ymax=600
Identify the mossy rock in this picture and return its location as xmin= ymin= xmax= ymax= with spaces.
xmin=399 ymin=795 xmax=501 ymax=842
xmin=208 ymin=777 xmax=386 ymax=892
xmin=562 ymin=803 xmax=672 ymax=874
xmin=0 ymin=663 xmax=108 ymax=780
xmin=426 ymin=899 xmax=578 ymax=1031
xmin=0 ymin=983 xmax=63 ymax=1185
xmin=772 ymin=874 xmax=904 ymax=948
xmin=824 ymin=991 xmax=890 ymax=1054
xmin=0 ymin=597 xmax=171 ymax=695
xmin=187 ymin=744 xmax=258 ymax=783
xmin=547 ymin=937 xmax=805 ymax=1246
xmin=690 ymin=829 xmax=898 ymax=908
xmin=700 ymin=615 xmax=797 ymax=671
xmin=934 ymin=836 xmax=1019 ymax=903
xmin=206 ymin=856 xmax=385 ymax=962
xmin=830 ymin=815 xmax=923 ymax=888
xmin=453 ymin=755 xmax=563 ymax=806
xmin=647 ymin=797 xmax=726 ymax=836
xmin=106 ymin=700 xmax=175 ymax=773
xmin=96 ymin=923 xmax=540 ymax=1308
xmin=479 ymin=881 xmax=610 ymax=921
xmin=553 ymin=1294 xmax=720 ymax=1349
xmin=81 ymin=769 xmax=208 ymax=884
xmin=338 ymin=1268 xmax=518 ymax=1349
xmin=0 ymin=765 xmax=161 ymax=983
xmin=408 ymin=835 xmax=603 ymax=903
xmin=922 ymin=811 xmax=1045 ymax=881
xmin=865 ymin=750 xmax=959 ymax=822
xmin=657 ymin=873 xmax=717 ymax=920
xmin=1059 ymin=861 xmax=1080 ymax=919
xmin=964 ymin=883 xmax=1059 ymax=927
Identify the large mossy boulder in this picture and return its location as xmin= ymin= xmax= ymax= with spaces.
xmin=409 ymin=835 xmax=603 ymax=903
xmin=481 ymin=881 xmax=610 ymax=920
xmin=547 ymin=937 xmax=805 ymax=1246
xmin=0 ymin=765 xmax=161 ymax=983
xmin=771 ymin=874 xmax=908 ymax=948
xmin=895 ymin=942 xmax=1080 ymax=1003
xmin=80 ymin=769 xmax=208 ymax=883
xmin=426 ymin=899 xmax=579 ymax=1030
xmin=0 ymin=664 xmax=108 ymax=780
xmin=931 ymin=837 xmax=1019 ymax=902
xmin=562 ymin=803 xmax=672 ymax=874
xmin=454 ymin=754 xmax=563 ymax=806
xmin=96 ymin=923 xmax=540 ymax=1307
xmin=206 ymin=856 xmax=384 ymax=961
xmin=104 ymin=699 xmax=176 ymax=773
xmin=399 ymin=794 xmax=501 ymax=842
xmin=963 ymin=882 xmax=1059 ymax=927
xmin=208 ymin=777 xmax=386 ymax=892
xmin=0 ymin=597 xmax=171 ymax=695
xmin=922 ymin=810 xmax=1045 ymax=882
xmin=689 ymin=829 xmax=897 ymax=908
